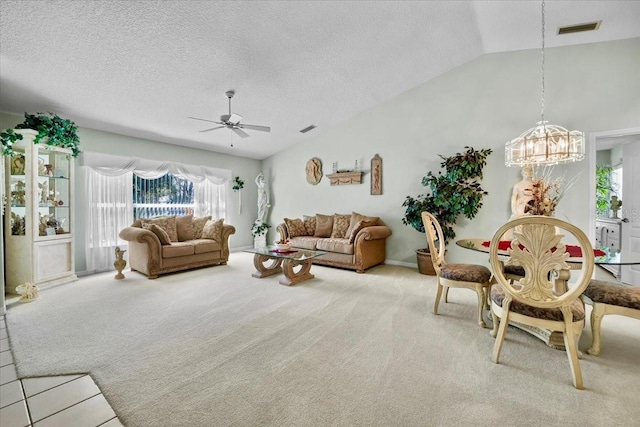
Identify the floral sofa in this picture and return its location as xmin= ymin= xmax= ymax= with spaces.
xmin=119 ymin=215 xmax=235 ymax=279
xmin=276 ymin=212 xmax=392 ymax=273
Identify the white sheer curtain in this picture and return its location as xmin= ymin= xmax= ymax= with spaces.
xmin=85 ymin=169 xmax=134 ymax=272
xmin=82 ymin=152 xmax=230 ymax=272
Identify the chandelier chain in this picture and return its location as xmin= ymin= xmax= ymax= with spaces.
xmin=540 ymin=0 xmax=545 ymax=123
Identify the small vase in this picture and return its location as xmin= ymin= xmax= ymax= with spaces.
xmin=114 ymin=247 xmax=127 ymax=280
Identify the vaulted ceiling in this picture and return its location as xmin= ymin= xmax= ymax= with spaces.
xmin=1 ymin=1 xmax=639 ymax=160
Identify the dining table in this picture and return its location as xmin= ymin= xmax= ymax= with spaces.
xmin=456 ymin=238 xmax=640 ymax=350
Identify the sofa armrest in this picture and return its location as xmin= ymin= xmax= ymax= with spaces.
xmin=119 ymin=226 xmax=161 ymax=250
xmin=220 ymin=224 xmax=236 ymax=262
xmin=355 ymin=225 xmax=392 ymax=242
xmin=277 ymin=223 xmax=289 ymax=241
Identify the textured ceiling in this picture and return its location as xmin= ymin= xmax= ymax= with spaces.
xmin=1 ymin=1 xmax=639 ymax=160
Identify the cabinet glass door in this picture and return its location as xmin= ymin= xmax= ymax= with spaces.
xmin=37 ymin=146 xmax=71 ymax=237
xmin=8 ymin=147 xmax=27 ymax=235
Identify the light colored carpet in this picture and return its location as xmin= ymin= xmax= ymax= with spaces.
xmin=6 ymin=252 xmax=640 ymax=426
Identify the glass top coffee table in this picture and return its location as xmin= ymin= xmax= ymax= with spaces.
xmin=243 ymin=246 xmax=327 ymax=286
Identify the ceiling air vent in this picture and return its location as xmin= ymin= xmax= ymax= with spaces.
xmin=300 ymin=125 xmax=317 ymax=133
xmin=558 ymin=21 xmax=601 ymax=35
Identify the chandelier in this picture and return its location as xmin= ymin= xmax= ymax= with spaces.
xmin=505 ymin=1 xmax=585 ymax=167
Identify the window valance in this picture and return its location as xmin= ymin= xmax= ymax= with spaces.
xmin=80 ymin=151 xmax=230 ymax=184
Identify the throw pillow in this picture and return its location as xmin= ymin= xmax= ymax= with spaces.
xmin=303 ymin=215 xmax=316 ymax=236
xmin=142 ymin=223 xmax=172 ymax=245
xmin=202 ymin=218 xmax=224 ymax=242
xmin=331 ymin=214 xmax=351 ymax=238
xmin=192 ymin=216 xmax=212 ymax=239
xmin=348 ymin=219 xmax=375 ymax=243
xmin=314 ymin=214 xmax=334 ymax=238
xmin=141 ymin=216 xmax=178 ymax=242
xmin=176 ymin=215 xmax=194 ymax=241
xmin=284 ymin=218 xmax=306 ymax=238
xmin=345 ymin=211 xmax=380 ymax=237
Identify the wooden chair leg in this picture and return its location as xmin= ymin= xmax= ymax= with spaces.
xmin=433 ymin=282 xmax=443 ymax=315
xmin=562 ymin=309 xmax=584 ymax=390
xmin=443 ymin=286 xmax=449 ymax=303
xmin=587 ymin=303 xmax=606 ymax=356
xmin=475 ymin=284 xmax=487 ymax=328
xmin=492 ymin=300 xmax=511 ymax=363
xmin=490 ymin=308 xmax=499 ymax=338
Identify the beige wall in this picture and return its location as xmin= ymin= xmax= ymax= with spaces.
xmin=261 ymin=38 xmax=640 ymax=267
xmin=0 ymin=113 xmax=261 ymax=273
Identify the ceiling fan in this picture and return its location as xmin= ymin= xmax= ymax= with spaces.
xmin=188 ymin=90 xmax=271 ymax=139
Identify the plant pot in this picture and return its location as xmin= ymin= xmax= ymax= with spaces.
xmin=416 ymin=248 xmax=436 ymax=276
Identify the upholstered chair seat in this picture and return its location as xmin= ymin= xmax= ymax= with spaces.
xmin=441 ymin=264 xmax=492 ymax=283
xmin=581 ymin=279 xmax=640 ymax=356
xmin=491 ymin=285 xmax=585 ymax=322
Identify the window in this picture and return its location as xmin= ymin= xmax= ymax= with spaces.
xmin=133 ymin=173 xmax=195 ymax=220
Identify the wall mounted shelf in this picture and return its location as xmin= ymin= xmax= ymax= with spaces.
xmin=326 ymin=171 xmax=363 ymax=186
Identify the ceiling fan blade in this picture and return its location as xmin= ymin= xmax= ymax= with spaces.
xmin=240 ymin=124 xmax=271 ymax=132
xmin=232 ymin=127 xmax=249 ymax=138
xmin=200 ymin=126 xmax=226 ymax=133
xmin=188 ymin=116 xmax=222 ymax=124
xmin=228 ymin=113 xmax=243 ymax=124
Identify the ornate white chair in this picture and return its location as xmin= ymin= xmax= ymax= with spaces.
xmin=488 ymin=216 xmax=594 ymax=389
xmin=421 ymin=212 xmax=494 ymax=328
xmin=581 ymin=280 xmax=640 ymax=356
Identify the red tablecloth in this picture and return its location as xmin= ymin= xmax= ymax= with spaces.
xmin=481 ymin=240 xmax=606 ymax=258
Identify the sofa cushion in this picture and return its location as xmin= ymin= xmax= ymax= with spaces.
xmin=285 ymin=218 xmax=307 ymax=237
xmin=141 ymin=216 xmax=178 ymax=242
xmin=314 ymin=214 xmax=334 ymax=237
xmin=161 ymin=241 xmax=195 ymax=258
xmin=192 ymin=239 xmax=221 ymax=254
xmin=142 ymin=223 xmax=172 ymax=245
xmin=331 ymin=214 xmax=351 ymax=238
xmin=289 ymin=236 xmax=322 ymax=250
xmin=192 ymin=216 xmax=212 ymax=239
xmin=348 ymin=219 xmax=376 ymax=243
xmin=303 ymin=215 xmax=316 ymax=236
xmin=316 ymin=238 xmax=354 ymax=255
xmin=202 ymin=218 xmax=224 ymax=242
xmin=176 ymin=215 xmax=194 ymax=241
xmin=345 ymin=212 xmax=380 ymax=237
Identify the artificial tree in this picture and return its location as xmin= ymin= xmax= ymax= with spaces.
xmin=1 ymin=112 xmax=80 ymax=157
xmin=402 ymin=146 xmax=492 ymax=273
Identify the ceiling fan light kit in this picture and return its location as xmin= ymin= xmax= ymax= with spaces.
xmin=188 ymin=90 xmax=271 ymax=141
xmin=505 ymin=0 xmax=585 ymax=167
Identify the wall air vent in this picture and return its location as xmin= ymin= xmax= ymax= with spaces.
xmin=558 ymin=21 xmax=601 ymax=35
xmin=300 ymin=125 xmax=317 ymax=133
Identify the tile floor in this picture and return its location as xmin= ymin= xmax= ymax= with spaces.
xmin=0 ymin=314 xmax=123 ymax=427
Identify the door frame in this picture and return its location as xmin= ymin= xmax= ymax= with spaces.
xmin=588 ymin=126 xmax=640 ymax=245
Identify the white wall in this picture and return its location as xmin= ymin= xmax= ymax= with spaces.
xmin=0 ymin=112 xmax=262 ymax=274
xmin=261 ymin=38 xmax=640 ymax=267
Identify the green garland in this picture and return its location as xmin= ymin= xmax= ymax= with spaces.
xmin=232 ymin=176 xmax=245 ymax=192
xmin=1 ymin=112 xmax=81 ymax=157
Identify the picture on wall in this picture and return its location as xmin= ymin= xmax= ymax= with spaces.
xmin=371 ymin=154 xmax=382 ymax=195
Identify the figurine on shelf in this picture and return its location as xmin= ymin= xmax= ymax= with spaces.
xmin=45 ymin=164 xmax=54 ymax=176
xmin=11 ymin=212 xmax=25 ymax=235
xmin=40 ymin=180 xmax=49 ymax=204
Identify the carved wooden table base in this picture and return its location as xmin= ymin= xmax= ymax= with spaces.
xmin=251 ymin=254 xmax=315 ymax=286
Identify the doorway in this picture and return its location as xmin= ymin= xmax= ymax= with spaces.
xmin=589 ymin=128 xmax=640 ymax=285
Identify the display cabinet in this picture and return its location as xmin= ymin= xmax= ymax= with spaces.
xmin=4 ymin=129 xmax=76 ymax=294
xmin=595 ymin=218 xmax=622 ymax=278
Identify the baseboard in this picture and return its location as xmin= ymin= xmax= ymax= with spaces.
xmin=385 ymin=259 xmax=418 ymax=269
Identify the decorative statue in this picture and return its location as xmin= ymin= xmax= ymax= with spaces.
xmin=510 ymin=165 xmax=534 ymax=219
xmin=15 ymin=282 xmax=39 ymax=302
xmin=255 ymin=172 xmax=271 ymax=224
xmin=305 ymin=158 xmax=323 ymax=185
xmin=114 ymin=246 xmax=127 ymax=279
xmin=610 ymin=195 xmax=622 ymax=219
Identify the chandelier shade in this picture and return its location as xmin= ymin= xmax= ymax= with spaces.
xmin=505 ymin=120 xmax=585 ymax=167
xmin=504 ymin=0 xmax=585 ymax=167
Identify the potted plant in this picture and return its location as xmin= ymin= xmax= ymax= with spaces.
xmin=1 ymin=112 xmax=81 ymax=157
xmin=402 ymin=146 xmax=492 ymax=275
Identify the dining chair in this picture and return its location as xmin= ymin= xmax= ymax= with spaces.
xmin=581 ymin=280 xmax=640 ymax=356
xmin=488 ymin=215 xmax=594 ymax=389
xmin=421 ymin=212 xmax=494 ymax=328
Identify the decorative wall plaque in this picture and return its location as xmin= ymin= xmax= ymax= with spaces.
xmin=326 ymin=171 xmax=363 ymax=185
xmin=305 ymin=157 xmax=323 ymax=185
xmin=371 ymin=154 xmax=382 ymax=195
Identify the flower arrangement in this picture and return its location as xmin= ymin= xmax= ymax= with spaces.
xmin=525 ymin=167 xmax=578 ymax=216
xmin=251 ymin=220 xmax=270 ymax=237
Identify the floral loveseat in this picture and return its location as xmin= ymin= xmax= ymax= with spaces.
xmin=119 ymin=215 xmax=235 ymax=279
xmin=276 ymin=212 xmax=392 ymax=273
